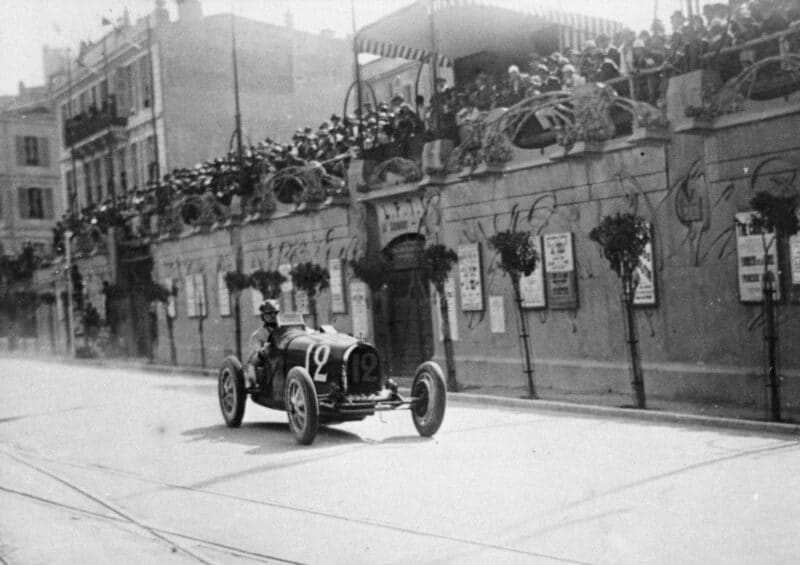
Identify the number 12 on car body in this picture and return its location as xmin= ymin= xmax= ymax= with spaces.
xmin=305 ymin=344 xmax=331 ymax=382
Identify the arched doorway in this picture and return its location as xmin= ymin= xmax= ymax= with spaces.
xmin=375 ymin=234 xmax=434 ymax=377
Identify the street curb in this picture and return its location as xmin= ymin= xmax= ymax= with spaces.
xmin=7 ymin=355 xmax=800 ymax=437
xmin=448 ymin=392 xmax=800 ymax=437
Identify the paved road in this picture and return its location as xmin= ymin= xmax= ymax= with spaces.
xmin=1 ymin=357 xmax=799 ymax=564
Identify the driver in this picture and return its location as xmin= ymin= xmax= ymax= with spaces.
xmin=246 ymin=299 xmax=280 ymax=388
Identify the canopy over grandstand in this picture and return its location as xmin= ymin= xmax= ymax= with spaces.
xmin=355 ymin=0 xmax=624 ymax=68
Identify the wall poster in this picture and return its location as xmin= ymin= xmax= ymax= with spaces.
xmin=217 ymin=271 xmax=231 ymax=317
xmin=329 ymin=258 xmax=346 ymax=313
xmin=435 ymin=278 xmax=459 ymax=341
xmin=251 ymin=288 xmax=264 ymax=316
xmin=295 ymin=290 xmax=310 ymax=316
xmin=279 ymin=263 xmax=294 ymax=312
xmin=520 ymin=235 xmax=546 ymax=309
xmin=489 ymin=296 xmax=506 ymax=333
xmin=186 ymin=273 xmax=206 ymax=318
xmin=458 ymin=242 xmax=484 ymax=311
xmin=735 ymin=212 xmax=781 ymax=303
xmin=791 ymin=234 xmax=800 ymax=303
xmin=164 ymin=277 xmax=176 ymax=319
xmin=543 ymin=233 xmax=578 ymax=309
xmin=349 ymin=280 xmax=369 ymax=340
xmin=633 ymin=223 xmax=657 ymax=306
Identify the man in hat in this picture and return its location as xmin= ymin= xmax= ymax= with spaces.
xmin=247 ymin=298 xmax=281 ymax=389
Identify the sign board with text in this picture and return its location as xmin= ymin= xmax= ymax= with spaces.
xmin=543 ymin=233 xmax=578 ymax=309
xmin=735 ymin=212 xmax=781 ymax=303
xmin=520 ymin=235 xmax=546 ymax=309
xmin=458 ymin=243 xmax=484 ymax=312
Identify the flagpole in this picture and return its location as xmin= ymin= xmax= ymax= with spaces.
xmin=351 ymin=0 xmax=364 ymax=154
xmin=146 ymin=14 xmax=160 ymax=183
xmin=101 ymin=32 xmax=117 ymax=208
xmin=66 ymin=49 xmax=79 ymax=218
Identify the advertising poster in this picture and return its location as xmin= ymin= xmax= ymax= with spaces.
xmin=520 ymin=235 xmax=546 ymax=309
xmin=295 ymin=290 xmax=310 ymax=316
xmin=193 ymin=273 xmax=207 ymax=317
xmin=435 ymin=278 xmax=459 ymax=341
xmin=735 ymin=212 xmax=780 ymax=303
xmin=791 ymin=234 xmax=800 ymax=285
xmin=458 ymin=243 xmax=484 ymax=311
xmin=251 ymin=288 xmax=264 ymax=316
xmin=633 ymin=223 xmax=657 ymax=306
xmin=185 ymin=275 xmax=196 ymax=317
xmin=164 ymin=277 xmax=176 ymax=319
xmin=217 ymin=271 xmax=231 ymax=317
xmin=279 ymin=263 xmax=294 ymax=312
xmin=489 ymin=296 xmax=506 ymax=333
xmin=543 ymin=233 xmax=578 ymax=309
xmin=329 ymin=258 xmax=346 ymax=313
xmin=349 ymin=281 xmax=369 ymax=340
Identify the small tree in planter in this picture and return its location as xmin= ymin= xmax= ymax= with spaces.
xmin=350 ymin=252 xmax=393 ymax=292
xmin=420 ymin=244 xmax=459 ymax=391
xmin=488 ymin=230 xmax=540 ymax=398
xmin=249 ymin=270 xmax=285 ymax=300
xmin=225 ymin=271 xmax=252 ymax=360
xmin=749 ymin=191 xmax=799 ymax=421
xmin=589 ymin=212 xmax=651 ymax=409
xmin=291 ymin=262 xmax=330 ymax=328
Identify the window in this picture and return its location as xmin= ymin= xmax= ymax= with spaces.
xmin=140 ymin=55 xmax=152 ymax=109
xmin=130 ymin=142 xmax=139 ymax=189
xmin=146 ymin=136 xmax=157 ymax=182
xmin=94 ymin=158 xmax=103 ymax=202
xmin=117 ymin=148 xmax=127 ymax=194
xmin=18 ymin=187 xmax=53 ymax=220
xmin=15 ymin=136 xmax=49 ymax=167
xmin=84 ymin=161 xmax=93 ymax=204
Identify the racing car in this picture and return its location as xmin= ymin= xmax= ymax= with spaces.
xmin=217 ymin=313 xmax=447 ymax=445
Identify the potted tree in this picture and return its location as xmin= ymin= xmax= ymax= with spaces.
xmin=420 ymin=244 xmax=459 ymax=391
xmin=488 ymin=230 xmax=540 ymax=398
xmin=748 ymin=191 xmax=799 ymax=421
xmin=225 ymin=270 xmax=252 ymax=361
xmin=589 ymin=212 xmax=651 ymax=409
xmin=291 ymin=262 xmax=330 ymax=328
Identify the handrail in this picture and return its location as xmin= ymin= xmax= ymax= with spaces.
xmin=701 ymin=24 xmax=800 ymax=61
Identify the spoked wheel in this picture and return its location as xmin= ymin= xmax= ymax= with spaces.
xmin=411 ymin=361 xmax=447 ymax=437
xmin=219 ymin=356 xmax=246 ymax=427
xmin=284 ymin=367 xmax=319 ymax=445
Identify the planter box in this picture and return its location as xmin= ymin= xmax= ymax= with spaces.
xmin=666 ymin=69 xmax=721 ymax=129
xmin=560 ymin=140 xmax=608 ymax=157
xmin=421 ymin=139 xmax=455 ymax=173
xmin=672 ymin=117 xmax=715 ymax=134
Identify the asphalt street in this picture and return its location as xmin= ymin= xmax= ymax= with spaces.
xmin=1 ymin=357 xmax=799 ymax=565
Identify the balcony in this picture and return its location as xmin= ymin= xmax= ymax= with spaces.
xmin=64 ymin=97 xmax=128 ymax=148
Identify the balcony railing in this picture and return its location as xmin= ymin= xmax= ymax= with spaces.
xmin=64 ymin=97 xmax=128 ymax=147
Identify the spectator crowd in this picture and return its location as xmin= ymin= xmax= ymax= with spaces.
xmin=55 ymin=0 xmax=800 ymax=253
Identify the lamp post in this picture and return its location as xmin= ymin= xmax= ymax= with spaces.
xmin=64 ymin=230 xmax=76 ymax=358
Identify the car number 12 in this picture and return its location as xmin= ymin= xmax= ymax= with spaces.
xmin=305 ymin=344 xmax=331 ymax=382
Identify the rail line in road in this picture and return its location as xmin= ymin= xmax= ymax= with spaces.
xmin=1 ymin=444 xmax=596 ymax=565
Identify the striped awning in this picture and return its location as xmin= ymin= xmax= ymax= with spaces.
xmin=356 ymin=0 xmax=623 ymax=66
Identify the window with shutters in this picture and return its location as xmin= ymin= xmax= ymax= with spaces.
xmin=84 ymin=161 xmax=93 ymax=204
xmin=117 ymin=147 xmax=127 ymax=194
xmin=94 ymin=158 xmax=103 ymax=202
xmin=18 ymin=188 xmax=54 ymax=220
xmin=140 ymin=55 xmax=152 ymax=109
xmin=146 ymin=135 xmax=157 ymax=182
xmin=130 ymin=142 xmax=139 ymax=189
xmin=23 ymin=136 xmax=40 ymax=165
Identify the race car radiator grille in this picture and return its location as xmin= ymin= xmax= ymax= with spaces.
xmin=345 ymin=346 xmax=382 ymax=395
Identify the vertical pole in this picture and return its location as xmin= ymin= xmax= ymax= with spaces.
xmin=439 ymin=290 xmax=458 ymax=392
xmin=231 ymin=9 xmax=245 ymax=362
xmin=427 ymin=0 xmax=442 ymax=136
xmin=64 ymin=231 xmax=76 ymax=358
xmin=513 ymin=278 xmax=537 ymax=398
xmin=102 ymin=34 xmax=116 ymax=208
xmin=764 ymin=271 xmax=781 ymax=421
xmin=66 ymin=49 xmax=79 ymax=216
xmin=623 ymin=278 xmax=646 ymax=408
xmin=146 ymin=15 xmax=161 ymax=183
xmin=351 ymin=0 xmax=365 ymax=154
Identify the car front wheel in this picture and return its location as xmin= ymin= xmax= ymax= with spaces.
xmin=219 ymin=356 xmax=246 ymax=427
xmin=284 ymin=367 xmax=319 ymax=445
xmin=411 ymin=361 xmax=447 ymax=437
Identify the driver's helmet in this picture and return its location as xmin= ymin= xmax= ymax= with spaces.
xmin=259 ymin=299 xmax=280 ymax=316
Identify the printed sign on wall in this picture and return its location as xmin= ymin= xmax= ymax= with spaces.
xmin=633 ymin=223 xmax=657 ymax=306
xmin=251 ymin=288 xmax=264 ymax=316
xmin=735 ymin=212 xmax=781 ymax=303
xmin=164 ymin=277 xmax=176 ymax=319
xmin=543 ymin=233 xmax=578 ymax=309
xmin=489 ymin=296 xmax=505 ymax=333
xmin=435 ymin=278 xmax=459 ymax=341
xmin=458 ymin=243 xmax=484 ymax=311
xmin=329 ymin=258 xmax=346 ymax=313
xmin=217 ymin=271 xmax=231 ymax=316
xmin=279 ymin=263 xmax=294 ymax=312
xmin=193 ymin=273 xmax=207 ymax=317
xmin=520 ymin=235 xmax=546 ymax=309
xmin=350 ymin=281 xmax=369 ymax=340
xmin=295 ymin=290 xmax=310 ymax=316
xmin=791 ymin=234 xmax=800 ymax=303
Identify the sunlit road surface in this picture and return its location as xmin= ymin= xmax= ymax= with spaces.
xmin=1 ymin=357 xmax=799 ymax=565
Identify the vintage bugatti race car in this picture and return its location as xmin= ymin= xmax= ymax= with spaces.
xmin=217 ymin=313 xmax=447 ymax=445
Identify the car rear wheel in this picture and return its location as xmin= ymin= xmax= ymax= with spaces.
xmin=285 ymin=367 xmax=319 ymax=445
xmin=219 ymin=356 xmax=246 ymax=427
xmin=411 ymin=361 xmax=447 ymax=437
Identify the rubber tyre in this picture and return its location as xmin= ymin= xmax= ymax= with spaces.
xmin=411 ymin=361 xmax=447 ymax=437
xmin=219 ymin=356 xmax=246 ymax=427
xmin=284 ymin=367 xmax=319 ymax=445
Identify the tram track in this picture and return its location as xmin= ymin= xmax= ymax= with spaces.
xmin=1 ymin=444 xmax=593 ymax=564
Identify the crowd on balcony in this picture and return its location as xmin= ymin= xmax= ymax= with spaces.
xmin=53 ymin=0 xmax=800 ymax=254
